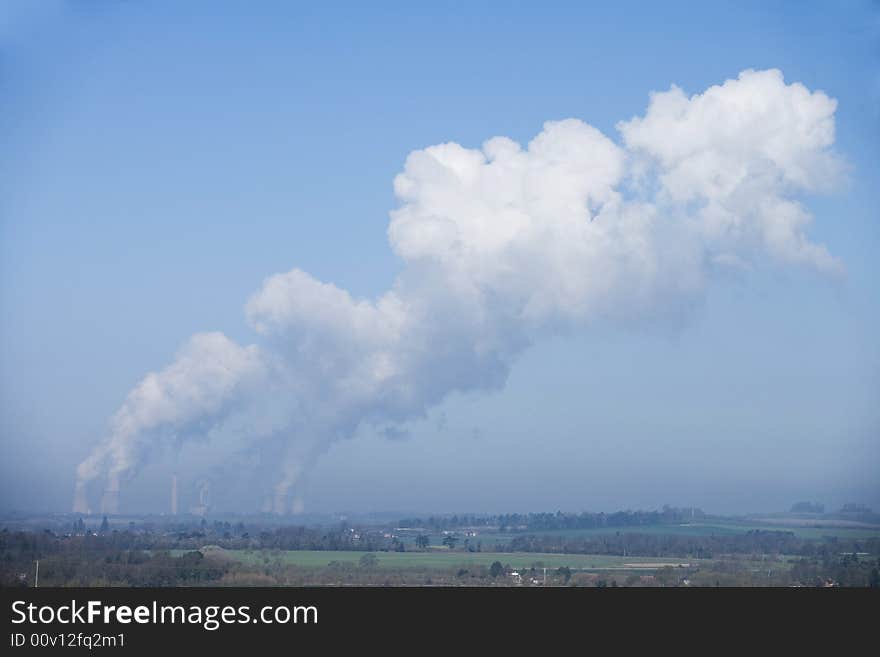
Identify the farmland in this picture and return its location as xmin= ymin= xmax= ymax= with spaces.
xmin=194 ymin=547 xmax=706 ymax=572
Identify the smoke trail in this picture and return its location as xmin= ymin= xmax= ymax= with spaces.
xmin=73 ymin=69 xmax=843 ymax=514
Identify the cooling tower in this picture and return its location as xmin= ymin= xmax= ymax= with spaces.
xmin=100 ymin=488 xmax=119 ymax=515
xmin=72 ymin=481 xmax=90 ymax=514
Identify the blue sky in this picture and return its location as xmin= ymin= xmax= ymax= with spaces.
xmin=1 ymin=1 xmax=878 ymax=515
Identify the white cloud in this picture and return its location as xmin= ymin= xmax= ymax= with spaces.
xmin=74 ymin=69 xmax=845 ymax=513
xmin=618 ymin=68 xmax=843 ymax=272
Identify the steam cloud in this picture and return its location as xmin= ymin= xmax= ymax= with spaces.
xmin=73 ymin=69 xmax=843 ymax=514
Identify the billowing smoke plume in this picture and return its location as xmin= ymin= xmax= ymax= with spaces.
xmin=73 ymin=69 xmax=843 ymax=514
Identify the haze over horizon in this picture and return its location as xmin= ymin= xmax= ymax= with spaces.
xmin=1 ymin=1 xmax=878 ymax=517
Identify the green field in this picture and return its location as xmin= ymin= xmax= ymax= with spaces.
xmin=204 ymin=548 xmax=706 ymax=572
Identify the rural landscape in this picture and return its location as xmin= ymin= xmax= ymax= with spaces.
xmin=3 ymin=504 xmax=878 ymax=587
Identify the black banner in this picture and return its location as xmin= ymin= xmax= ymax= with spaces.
xmin=1 ymin=586 xmax=875 ymax=651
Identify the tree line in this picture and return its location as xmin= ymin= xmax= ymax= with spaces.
xmin=398 ymin=507 xmax=705 ymax=531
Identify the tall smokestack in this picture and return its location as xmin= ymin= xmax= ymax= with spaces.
xmin=171 ymin=474 xmax=178 ymax=515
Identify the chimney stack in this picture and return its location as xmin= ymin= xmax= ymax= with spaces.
xmin=171 ymin=474 xmax=178 ymax=515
